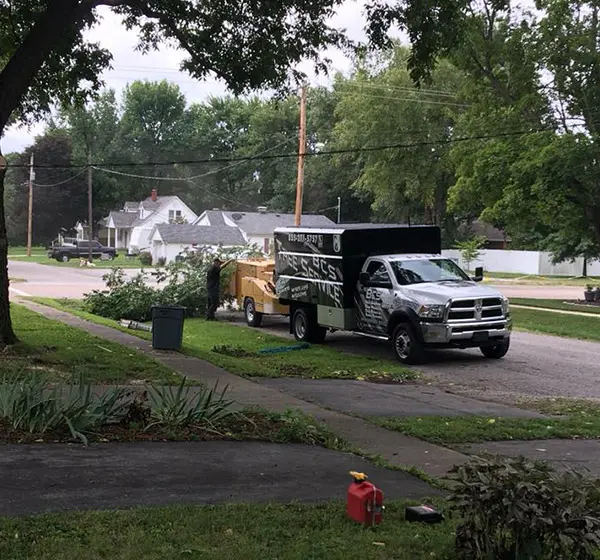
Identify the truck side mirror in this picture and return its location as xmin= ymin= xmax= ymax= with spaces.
xmin=473 ymin=266 xmax=484 ymax=282
xmin=359 ymin=272 xmax=370 ymax=285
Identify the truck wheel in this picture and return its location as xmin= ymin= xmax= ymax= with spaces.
xmin=244 ymin=298 xmax=263 ymax=327
xmin=292 ymin=308 xmax=326 ymax=343
xmin=480 ymin=339 xmax=510 ymax=359
xmin=59 ymin=254 xmax=70 ymax=263
xmin=106 ymin=253 xmax=115 ymax=261
xmin=392 ymin=323 xmax=424 ymax=364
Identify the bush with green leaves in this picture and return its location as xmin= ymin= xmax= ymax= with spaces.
xmin=455 ymin=235 xmax=487 ymax=272
xmin=0 ymin=373 xmax=129 ymax=445
xmin=139 ymin=251 xmax=153 ymax=266
xmin=83 ymin=245 xmax=262 ymax=321
xmin=84 ymin=268 xmax=165 ymax=321
xmin=450 ymin=455 xmax=600 ymax=560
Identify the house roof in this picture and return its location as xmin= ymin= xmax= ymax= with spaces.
xmin=468 ymin=220 xmax=507 ymax=242
xmin=203 ymin=210 xmax=226 ymax=226
xmin=203 ymin=210 xmax=335 ymax=234
xmin=154 ymin=224 xmax=247 ymax=246
xmin=108 ymin=211 xmax=140 ymax=229
xmin=104 ymin=194 xmax=197 ymax=228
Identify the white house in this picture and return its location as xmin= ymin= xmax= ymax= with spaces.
xmin=102 ymin=189 xmax=198 ymax=253
xmin=193 ymin=206 xmax=336 ymax=253
xmin=149 ymin=223 xmax=247 ymax=264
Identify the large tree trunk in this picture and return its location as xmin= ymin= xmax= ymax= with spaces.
xmin=0 ymin=154 xmax=17 ymax=346
xmin=0 ymin=0 xmax=88 ymax=345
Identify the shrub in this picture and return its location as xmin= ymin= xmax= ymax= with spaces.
xmin=139 ymin=251 xmax=153 ymax=266
xmin=84 ymin=269 xmax=164 ymax=321
xmin=157 ymin=257 xmax=167 ymax=267
xmin=449 ymin=455 xmax=600 ymax=560
xmin=84 ymin=245 xmax=263 ymax=321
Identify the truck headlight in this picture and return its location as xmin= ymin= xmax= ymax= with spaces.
xmin=418 ymin=304 xmax=445 ymax=320
xmin=502 ymin=297 xmax=510 ymax=315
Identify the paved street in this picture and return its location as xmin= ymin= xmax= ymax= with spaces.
xmin=8 ymin=260 xmax=156 ymax=298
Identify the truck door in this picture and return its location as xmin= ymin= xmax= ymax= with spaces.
xmin=355 ymin=259 xmax=393 ymax=335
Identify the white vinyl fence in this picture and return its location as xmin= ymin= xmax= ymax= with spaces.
xmin=442 ymin=249 xmax=600 ymax=277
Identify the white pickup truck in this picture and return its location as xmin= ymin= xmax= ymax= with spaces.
xmin=272 ymin=224 xmax=511 ymax=364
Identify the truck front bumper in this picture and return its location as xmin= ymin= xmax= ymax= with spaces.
xmin=420 ymin=317 xmax=512 ymax=346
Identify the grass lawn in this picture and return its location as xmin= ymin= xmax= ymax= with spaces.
xmin=511 ymin=297 xmax=600 ymax=314
xmin=0 ymin=501 xmax=454 ymax=560
xmin=511 ymin=307 xmax=600 ymax=341
xmin=373 ymin=399 xmax=600 ymax=444
xmin=4 ymin=304 xmax=183 ymax=385
xmin=7 ymin=246 xmax=46 ymax=257
xmin=8 ymin=252 xmax=152 ymax=269
xmin=33 ymin=298 xmax=417 ymax=382
xmin=482 ymin=272 xmax=599 ymax=286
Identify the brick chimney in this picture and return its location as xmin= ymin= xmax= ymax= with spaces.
xmin=151 ymin=188 xmax=158 ymax=202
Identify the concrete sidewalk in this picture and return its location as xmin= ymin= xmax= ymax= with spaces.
xmin=18 ymin=300 xmax=468 ymax=478
xmin=0 ymin=441 xmax=441 ymax=516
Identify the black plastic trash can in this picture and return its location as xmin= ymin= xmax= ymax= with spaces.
xmin=151 ymin=305 xmax=186 ymax=350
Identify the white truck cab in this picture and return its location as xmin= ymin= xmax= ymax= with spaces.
xmin=355 ymin=254 xmax=511 ymax=363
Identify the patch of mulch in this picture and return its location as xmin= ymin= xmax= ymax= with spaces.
xmin=0 ymin=412 xmax=287 ymax=445
xmin=277 ymin=364 xmax=317 ymax=377
xmin=211 ymin=345 xmax=256 ymax=358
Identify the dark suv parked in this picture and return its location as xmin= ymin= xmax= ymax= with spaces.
xmin=48 ymin=240 xmax=118 ymax=262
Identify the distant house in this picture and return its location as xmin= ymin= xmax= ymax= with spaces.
xmin=466 ymin=220 xmax=509 ymax=250
xmin=101 ymin=189 xmax=198 ymax=253
xmin=149 ymin=223 xmax=247 ymax=264
xmin=193 ymin=206 xmax=336 ymax=254
xmin=73 ymin=221 xmax=89 ymax=241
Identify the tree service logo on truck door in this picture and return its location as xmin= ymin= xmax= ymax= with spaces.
xmin=333 ymin=234 xmax=341 ymax=253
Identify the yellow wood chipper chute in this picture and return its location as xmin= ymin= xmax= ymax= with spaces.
xmin=228 ymin=259 xmax=289 ymax=327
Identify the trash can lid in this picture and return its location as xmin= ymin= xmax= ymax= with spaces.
xmin=151 ymin=304 xmax=187 ymax=310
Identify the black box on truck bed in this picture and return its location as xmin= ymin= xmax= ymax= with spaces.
xmin=274 ymin=224 xmax=441 ymax=329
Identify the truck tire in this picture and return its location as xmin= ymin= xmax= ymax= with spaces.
xmin=58 ymin=254 xmax=70 ymax=263
xmin=244 ymin=298 xmax=263 ymax=327
xmin=480 ymin=339 xmax=510 ymax=359
xmin=292 ymin=308 xmax=326 ymax=344
xmin=392 ymin=323 xmax=424 ymax=364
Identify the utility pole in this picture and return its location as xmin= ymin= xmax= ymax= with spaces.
xmin=26 ymin=152 xmax=35 ymax=257
xmin=294 ymin=85 xmax=307 ymax=227
xmin=87 ymin=150 xmax=93 ymax=262
xmin=337 ymin=196 xmax=341 ymax=224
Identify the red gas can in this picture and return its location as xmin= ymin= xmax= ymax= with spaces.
xmin=347 ymin=471 xmax=384 ymax=526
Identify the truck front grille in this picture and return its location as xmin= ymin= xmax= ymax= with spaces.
xmin=447 ymin=298 xmax=503 ymax=322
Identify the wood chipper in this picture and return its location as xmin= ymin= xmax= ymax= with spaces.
xmin=228 ymin=259 xmax=289 ymax=327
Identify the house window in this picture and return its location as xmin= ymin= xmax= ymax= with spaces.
xmin=169 ymin=210 xmax=182 ymax=223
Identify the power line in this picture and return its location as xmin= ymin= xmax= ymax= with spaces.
xmin=334 ymin=90 xmax=469 ymax=107
xmin=32 ymin=168 xmax=87 ymax=188
xmin=92 ymin=137 xmax=294 ymax=182
xmin=337 ymin=81 xmax=459 ymax=98
xmin=6 ymin=127 xmax=554 ymax=170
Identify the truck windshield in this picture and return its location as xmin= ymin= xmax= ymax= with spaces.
xmin=390 ymin=258 xmax=470 ymax=285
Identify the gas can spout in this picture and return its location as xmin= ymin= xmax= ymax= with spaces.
xmin=349 ymin=471 xmax=368 ymax=484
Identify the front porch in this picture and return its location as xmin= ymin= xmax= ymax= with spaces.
xmin=106 ymin=227 xmax=130 ymax=250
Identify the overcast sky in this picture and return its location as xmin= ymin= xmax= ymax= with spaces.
xmin=2 ymin=1 xmax=379 ymax=154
